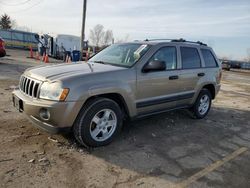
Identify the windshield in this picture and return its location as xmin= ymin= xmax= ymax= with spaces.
xmin=89 ymin=43 xmax=151 ymax=67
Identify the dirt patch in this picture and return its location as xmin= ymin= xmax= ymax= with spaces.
xmin=0 ymin=60 xmax=250 ymax=187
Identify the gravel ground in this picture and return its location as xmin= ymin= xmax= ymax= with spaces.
xmin=0 ymin=49 xmax=250 ymax=188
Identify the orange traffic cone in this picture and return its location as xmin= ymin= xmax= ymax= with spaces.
xmin=66 ymin=55 xmax=71 ymax=63
xmin=44 ymin=54 xmax=49 ymax=63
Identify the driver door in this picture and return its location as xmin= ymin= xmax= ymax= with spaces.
xmin=136 ymin=46 xmax=183 ymax=115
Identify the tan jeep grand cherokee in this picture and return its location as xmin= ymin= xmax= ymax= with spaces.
xmin=12 ymin=39 xmax=221 ymax=147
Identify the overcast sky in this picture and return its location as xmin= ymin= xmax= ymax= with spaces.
xmin=1 ymin=0 xmax=250 ymax=59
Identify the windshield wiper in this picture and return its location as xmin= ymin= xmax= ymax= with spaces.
xmin=91 ymin=60 xmax=129 ymax=68
xmin=92 ymin=61 xmax=107 ymax=64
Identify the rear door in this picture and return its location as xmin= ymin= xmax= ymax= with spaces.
xmin=176 ymin=46 xmax=204 ymax=107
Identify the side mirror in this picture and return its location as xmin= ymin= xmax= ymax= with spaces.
xmin=142 ymin=60 xmax=166 ymax=73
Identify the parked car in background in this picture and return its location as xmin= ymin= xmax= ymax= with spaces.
xmin=12 ymin=39 xmax=222 ymax=147
xmin=221 ymin=61 xmax=231 ymax=71
xmin=0 ymin=37 xmax=6 ymax=57
xmin=230 ymin=61 xmax=241 ymax=69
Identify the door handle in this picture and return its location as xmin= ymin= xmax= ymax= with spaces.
xmin=169 ymin=75 xmax=179 ymax=80
xmin=198 ymin=73 xmax=205 ymax=77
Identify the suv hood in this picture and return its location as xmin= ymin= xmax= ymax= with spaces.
xmin=25 ymin=62 xmax=126 ymax=81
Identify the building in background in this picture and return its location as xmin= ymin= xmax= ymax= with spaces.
xmin=0 ymin=29 xmax=38 ymax=50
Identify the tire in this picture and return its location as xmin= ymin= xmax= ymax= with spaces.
xmin=190 ymin=89 xmax=212 ymax=119
xmin=0 ymin=50 xmax=6 ymax=57
xmin=73 ymin=97 xmax=123 ymax=147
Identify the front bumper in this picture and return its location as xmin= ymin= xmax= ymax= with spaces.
xmin=12 ymin=89 xmax=84 ymax=133
xmin=27 ymin=115 xmax=71 ymax=133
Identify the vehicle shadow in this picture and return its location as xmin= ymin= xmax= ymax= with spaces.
xmin=69 ymin=106 xmax=250 ymax=186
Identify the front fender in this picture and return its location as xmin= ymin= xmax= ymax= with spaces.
xmin=63 ymin=69 xmax=137 ymax=118
xmin=87 ymin=83 xmax=136 ymax=117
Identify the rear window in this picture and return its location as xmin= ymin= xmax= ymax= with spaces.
xmin=201 ymin=49 xmax=218 ymax=67
xmin=181 ymin=47 xmax=201 ymax=69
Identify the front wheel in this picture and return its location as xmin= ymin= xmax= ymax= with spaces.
xmin=190 ymin=89 xmax=212 ymax=119
xmin=73 ymin=98 xmax=123 ymax=147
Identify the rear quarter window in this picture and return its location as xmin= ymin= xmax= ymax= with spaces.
xmin=201 ymin=49 xmax=218 ymax=68
xmin=181 ymin=47 xmax=201 ymax=69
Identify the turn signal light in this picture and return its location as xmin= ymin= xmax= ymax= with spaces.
xmin=59 ymin=88 xmax=69 ymax=101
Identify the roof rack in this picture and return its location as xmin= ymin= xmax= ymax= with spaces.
xmin=144 ymin=38 xmax=174 ymax=42
xmin=144 ymin=38 xmax=207 ymax=46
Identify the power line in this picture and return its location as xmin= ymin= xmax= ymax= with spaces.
xmin=0 ymin=0 xmax=32 ymax=6
xmin=4 ymin=0 xmax=44 ymax=13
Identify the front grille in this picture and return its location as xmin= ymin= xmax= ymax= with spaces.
xmin=19 ymin=75 xmax=41 ymax=98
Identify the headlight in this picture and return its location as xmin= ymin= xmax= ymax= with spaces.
xmin=39 ymin=82 xmax=69 ymax=101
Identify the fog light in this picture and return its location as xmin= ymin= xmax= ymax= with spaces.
xmin=40 ymin=108 xmax=50 ymax=120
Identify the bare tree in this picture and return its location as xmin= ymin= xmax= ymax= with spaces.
xmin=10 ymin=19 xmax=32 ymax=32
xmin=123 ymin=34 xmax=130 ymax=42
xmin=220 ymin=56 xmax=229 ymax=61
xmin=0 ymin=17 xmax=30 ymax=32
xmin=102 ymin=30 xmax=113 ymax=46
xmin=115 ymin=34 xmax=130 ymax=43
xmin=16 ymin=25 xmax=32 ymax=32
xmin=89 ymin=24 xmax=115 ymax=47
xmin=11 ymin=19 xmax=17 ymax=29
xmin=89 ymin=24 xmax=105 ymax=47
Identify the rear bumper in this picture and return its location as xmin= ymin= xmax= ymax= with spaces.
xmin=12 ymin=89 xmax=84 ymax=133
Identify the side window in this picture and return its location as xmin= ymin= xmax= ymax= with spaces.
xmin=201 ymin=49 xmax=218 ymax=67
xmin=181 ymin=47 xmax=201 ymax=69
xmin=149 ymin=47 xmax=177 ymax=70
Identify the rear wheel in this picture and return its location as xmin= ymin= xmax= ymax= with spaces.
xmin=73 ymin=98 xmax=123 ymax=147
xmin=190 ymin=89 xmax=212 ymax=119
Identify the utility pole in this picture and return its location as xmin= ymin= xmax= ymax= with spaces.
xmin=80 ymin=0 xmax=87 ymax=61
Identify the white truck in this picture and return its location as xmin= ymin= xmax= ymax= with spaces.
xmin=46 ymin=34 xmax=81 ymax=59
xmin=55 ymin=34 xmax=80 ymax=52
